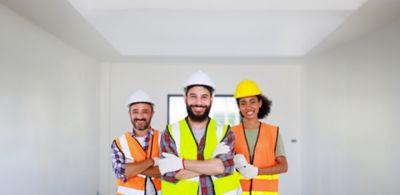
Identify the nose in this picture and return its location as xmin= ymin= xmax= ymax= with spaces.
xmin=136 ymin=112 xmax=145 ymax=119
xmin=194 ymin=97 xmax=202 ymax=105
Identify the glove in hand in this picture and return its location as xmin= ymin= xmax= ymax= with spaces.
xmin=233 ymin=154 xmax=248 ymax=169
xmin=158 ymin=153 xmax=183 ymax=175
xmin=238 ymin=164 xmax=258 ymax=179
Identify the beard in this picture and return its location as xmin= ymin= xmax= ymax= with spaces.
xmin=186 ymin=104 xmax=211 ymax=122
xmin=131 ymin=118 xmax=151 ymax=131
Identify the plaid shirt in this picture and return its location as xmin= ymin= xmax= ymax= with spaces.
xmin=111 ymin=129 xmax=154 ymax=182
xmin=161 ymin=119 xmax=236 ymax=195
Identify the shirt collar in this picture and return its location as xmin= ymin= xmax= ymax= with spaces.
xmin=131 ymin=128 xmax=153 ymax=137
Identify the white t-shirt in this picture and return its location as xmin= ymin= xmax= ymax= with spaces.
xmin=135 ymin=136 xmax=156 ymax=194
xmin=192 ymin=127 xmax=206 ymax=144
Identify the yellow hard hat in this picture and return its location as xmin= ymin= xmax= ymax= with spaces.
xmin=234 ymin=80 xmax=262 ymax=99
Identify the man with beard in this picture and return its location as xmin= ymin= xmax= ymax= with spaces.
xmin=111 ymin=90 xmax=161 ymax=195
xmin=159 ymin=70 xmax=241 ymax=195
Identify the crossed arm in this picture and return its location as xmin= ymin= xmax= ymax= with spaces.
xmin=161 ymin=129 xmax=235 ymax=181
xmin=175 ymin=158 xmax=225 ymax=179
xmin=111 ymin=141 xmax=161 ymax=181
xmin=125 ymin=158 xmax=161 ymax=178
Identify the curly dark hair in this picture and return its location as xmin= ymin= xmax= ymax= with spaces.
xmin=257 ymin=95 xmax=272 ymax=119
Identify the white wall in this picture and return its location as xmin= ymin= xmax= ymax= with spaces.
xmin=301 ymin=17 xmax=400 ymax=194
xmin=5 ymin=2 xmax=399 ymax=195
xmin=0 ymin=4 xmax=99 ymax=195
xmin=99 ymin=63 xmax=301 ymax=195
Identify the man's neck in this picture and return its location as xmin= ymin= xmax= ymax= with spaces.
xmin=187 ymin=117 xmax=209 ymax=130
xmin=133 ymin=128 xmax=150 ymax=137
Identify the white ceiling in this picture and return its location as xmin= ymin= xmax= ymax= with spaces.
xmin=1 ymin=0 xmax=400 ymax=59
xmin=68 ymin=0 xmax=367 ymax=11
xmin=68 ymin=0 xmax=366 ymax=57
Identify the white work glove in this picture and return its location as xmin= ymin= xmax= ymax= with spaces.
xmin=152 ymin=157 xmax=159 ymax=166
xmin=233 ymin=154 xmax=248 ymax=169
xmin=238 ymin=164 xmax=259 ymax=179
xmin=212 ymin=142 xmax=230 ymax=158
xmin=158 ymin=152 xmax=183 ymax=175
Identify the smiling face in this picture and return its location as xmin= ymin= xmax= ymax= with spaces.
xmin=185 ymin=85 xmax=213 ymax=122
xmin=128 ymin=103 xmax=154 ymax=131
xmin=238 ymin=96 xmax=262 ymax=120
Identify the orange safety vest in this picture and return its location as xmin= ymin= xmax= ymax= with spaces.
xmin=114 ymin=130 xmax=161 ymax=195
xmin=232 ymin=123 xmax=279 ymax=194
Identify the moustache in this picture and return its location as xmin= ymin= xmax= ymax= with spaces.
xmin=190 ymin=105 xmax=207 ymax=108
xmin=133 ymin=119 xmax=147 ymax=122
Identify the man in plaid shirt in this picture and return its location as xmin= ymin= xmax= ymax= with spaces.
xmin=111 ymin=90 xmax=162 ymax=194
xmin=159 ymin=71 xmax=241 ymax=195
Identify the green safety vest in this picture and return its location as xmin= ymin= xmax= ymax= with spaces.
xmin=162 ymin=118 xmax=241 ymax=195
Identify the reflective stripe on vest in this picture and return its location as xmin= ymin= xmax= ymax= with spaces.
xmin=118 ymin=133 xmax=134 ymax=163
xmin=115 ymin=130 xmax=161 ymax=194
xmin=232 ymin=123 xmax=279 ymax=194
xmin=117 ymin=186 xmax=162 ymax=195
xmin=242 ymin=191 xmax=278 ymax=195
xmin=162 ymin=118 xmax=241 ymax=195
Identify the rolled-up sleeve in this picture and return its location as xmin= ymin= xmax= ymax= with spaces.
xmin=111 ymin=140 xmax=127 ymax=182
xmin=214 ymin=127 xmax=236 ymax=178
xmin=160 ymin=129 xmax=180 ymax=183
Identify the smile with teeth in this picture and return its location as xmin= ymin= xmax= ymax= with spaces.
xmin=246 ymin=111 xmax=255 ymax=116
xmin=194 ymin=107 xmax=204 ymax=111
xmin=191 ymin=105 xmax=206 ymax=112
xmin=135 ymin=119 xmax=146 ymax=124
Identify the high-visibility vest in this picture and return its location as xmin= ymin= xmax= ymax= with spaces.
xmin=232 ymin=123 xmax=279 ymax=195
xmin=161 ymin=118 xmax=241 ymax=195
xmin=114 ymin=130 xmax=161 ymax=195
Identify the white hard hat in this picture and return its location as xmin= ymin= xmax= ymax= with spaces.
xmin=127 ymin=90 xmax=154 ymax=107
xmin=183 ymin=70 xmax=215 ymax=92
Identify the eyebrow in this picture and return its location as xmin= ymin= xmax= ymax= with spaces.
xmin=188 ymin=93 xmax=209 ymax=96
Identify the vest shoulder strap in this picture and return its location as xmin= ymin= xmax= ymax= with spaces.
xmin=168 ymin=121 xmax=182 ymax=154
xmin=116 ymin=132 xmax=135 ymax=163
